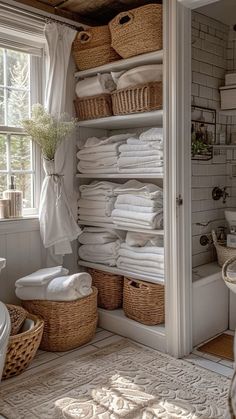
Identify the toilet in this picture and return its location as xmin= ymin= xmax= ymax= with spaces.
xmin=0 ymin=258 xmax=10 ymax=381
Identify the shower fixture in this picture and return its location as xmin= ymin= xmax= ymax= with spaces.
xmin=212 ymin=186 xmax=229 ymax=204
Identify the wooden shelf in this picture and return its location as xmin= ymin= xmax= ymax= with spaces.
xmin=77 ymin=220 xmax=164 ymax=236
xmin=76 ymin=173 xmax=164 ymax=179
xmin=98 ymin=308 xmax=166 ymax=352
xmin=77 ymin=110 xmax=163 ymax=129
xmin=75 ymin=50 xmax=163 ymax=79
xmin=78 ymin=260 xmax=164 ymax=285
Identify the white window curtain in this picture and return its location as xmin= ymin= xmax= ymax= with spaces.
xmin=40 ymin=22 xmax=81 ymax=263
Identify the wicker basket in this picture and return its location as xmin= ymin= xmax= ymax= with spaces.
xmin=111 ymin=82 xmax=162 ymax=115
xmin=123 ymin=277 xmax=165 ymax=325
xmin=212 ymin=230 xmax=236 ymax=267
xmin=88 ymin=268 xmax=123 ymax=310
xmin=72 ymin=26 xmax=120 ymax=70
xmin=109 ymin=4 xmax=162 ymax=59
xmin=3 ymin=312 xmax=44 ymax=380
xmin=74 ymin=94 xmax=112 ymax=121
xmin=6 ymin=304 xmax=27 ymax=335
xmin=22 ymin=287 xmax=98 ymax=352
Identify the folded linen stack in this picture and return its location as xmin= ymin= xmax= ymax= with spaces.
xmin=117 ymin=232 xmax=164 ymax=278
xmin=77 ymin=133 xmax=131 ymax=174
xmin=118 ymin=128 xmax=164 ymax=174
xmin=112 ymin=180 xmax=163 ymax=230
xmin=78 ymin=181 xmax=118 ymax=223
xmin=75 ymin=73 xmax=116 ymax=98
xmin=15 ymin=266 xmax=92 ymax=301
xmin=78 ymin=227 xmax=124 ymax=266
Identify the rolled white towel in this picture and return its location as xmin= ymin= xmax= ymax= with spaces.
xmin=16 ymin=273 xmax=92 ymax=301
xmin=75 ymin=73 xmax=116 ymax=98
xmin=15 ymin=266 xmax=69 ymax=288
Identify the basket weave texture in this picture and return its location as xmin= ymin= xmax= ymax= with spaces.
xmin=6 ymin=304 xmax=27 ymax=335
xmin=88 ymin=268 xmax=123 ymax=310
xmin=22 ymin=287 xmax=98 ymax=352
xmin=74 ymin=94 xmax=112 ymax=121
xmin=109 ymin=4 xmax=162 ymax=59
xmin=72 ymin=26 xmax=120 ymax=70
xmin=112 ymin=82 xmax=162 ymax=115
xmin=3 ymin=312 xmax=44 ymax=380
xmin=123 ymin=277 xmax=164 ymax=325
xmin=212 ymin=230 xmax=236 ymax=267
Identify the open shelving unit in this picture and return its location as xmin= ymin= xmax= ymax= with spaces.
xmin=75 ymin=41 xmax=166 ymax=350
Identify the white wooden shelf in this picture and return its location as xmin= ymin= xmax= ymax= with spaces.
xmin=76 ymin=173 xmax=163 ymax=179
xmin=78 ymin=260 xmax=164 ymax=285
xmin=98 ymin=308 xmax=166 ymax=352
xmin=77 ymin=110 xmax=163 ymax=129
xmin=77 ymin=220 xmax=164 ymax=235
xmin=75 ymin=50 xmax=163 ymax=79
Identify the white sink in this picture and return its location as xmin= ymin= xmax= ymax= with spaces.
xmin=0 ymin=258 xmax=6 ymax=272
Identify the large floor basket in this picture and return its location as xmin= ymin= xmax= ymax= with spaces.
xmin=22 ymin=288 xmax=98 ymax=352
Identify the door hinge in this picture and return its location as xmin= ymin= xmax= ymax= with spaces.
xmin=176 ymin=194 xmax=183 ymax=206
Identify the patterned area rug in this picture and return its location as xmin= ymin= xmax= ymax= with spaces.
xmin=0 ymin=339 xmax=230 ymax=419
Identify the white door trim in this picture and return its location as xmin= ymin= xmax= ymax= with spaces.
xmin=164 ymin=0 xmax=192 ymax=357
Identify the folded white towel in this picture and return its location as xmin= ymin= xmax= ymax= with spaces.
xmin=77 ymin=151 xmax=118 ymax=161
xmin=139 ymin=128 xmax=163 ymax=143
xmin=117 ymin=258 xmax=164 ymax=277
xmin=84 ymin=133 xmax=131 ymax=148
xmin=112 ymin=210 xmax=163 ymax=229
xmin=78 ymin=156 xmax=118 ymax=168
xmin=78 ymin=214 xmax=112 ymax=224
xmin=125 ymin=232 xmax=164 ymax=247
xmin=126 ymin=138 xmax=163 ymax=148
xmin=113 ymin=180 xmax=163 ymax=199
xmin=77 ymin=163 xmax=118 ymax=174
xmin=118 ymin=157 xmax=163 ymax=168
xmin=15 ymin=266 xmax=69 ymax=288
xmin=78 ymin=207 xmax=111 ymax=217
xmin=79 ymin=230 xmax=120 ymax=245
xmin=80 ymin=181 xmax=118 ymax=198
xmin=78 ymin=143 xmax=123 ymax=154
xmin=118 ymin=254 xmax=164 ymax=269
xmin=116 ymin=195 xmax=163 ymax=207
xmin=120 ymin=246 xmax=164 ymax=259
xmin=16 ymin=273 xmax=92 ymax=301
xmin=75 ymin=73 xmax=116 ymax=98
xmin=120 ymin=150 xmax=163 ymax=158
xmin=79 ymin=241 xmax=121 ymax=266
xmin=78 ymin=198 xmax=115 ymax=211
xmin=114 ymin=203 xmax=162 ymax=212
xmin=116 ymin=64 xmax=162 ymax=90
xmin=118 ymin=167 xmax=164 ymax=174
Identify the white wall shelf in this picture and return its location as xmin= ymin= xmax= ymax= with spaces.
xmin=77 ymin=110 xmax=163 ymax=129
xmin=77 ymin=220 xmax=164 ymax=236
xmin=76 ymin=173 xmax=164 ymax=179
xmin=98 ymin=308 xmax=166 ymax=352
xmin=75 ymin=50 xmax=163 ymax=79
xmin=78 ymin=260 xmax=164 ymax=285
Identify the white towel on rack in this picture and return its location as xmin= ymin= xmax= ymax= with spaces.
xmin=139 ymin=128 xmax=163 ymax=142
xmin=112 ymin=209 xmax=163 ymax=229
xmin=78 ymin=143 xmax=123 ymax=154
xmin=117 ymin=258 xmax=164 ymax=276
xmin=77 ymin=151 xmax=118 ymax=161
xmin=79 ymin=241 xmax=121 ymax=266
xmin=15 ymin=266 xmax=69 ymax=288
xmin=120 ymin=242 xmax=164 ymax=256
xmin=77 ymin=164 xmax=119 ymax=174
xmin=80 ymin=181 xmax=118 ymax=198
xmin=125 ymin=232 xmax=164 ymax=247
xmin=118 ymin=157 xmax=163 ymax=168
xmin=75 ymin=73 xmax=116 ymax=98
xmin=78 ymin=198 xmax=116 ymax=210
xmin=113 ymin=180 xmax=163 ymax=199
xmin=118 ymin=167 xmax=164 ymax=174
xmin=116 ymin=194 xmax=163 ymax=207
xmin=79 ymin=156 xmax=118 ymax=167
xmin=119 ymin=150 xmax=163 ymax=158
xmin=118 ymin=254 xmax=164 ymax=268
xmin=79 ymin=229 xmax=121 ymax=245
xmin=84 ymin=133 xmax=132 ymax=148
xmin=114 ymin=203 xmax=162 ymax=212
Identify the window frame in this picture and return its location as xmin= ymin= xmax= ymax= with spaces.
xmin=0 ymin=35 xmax=45 ymax=216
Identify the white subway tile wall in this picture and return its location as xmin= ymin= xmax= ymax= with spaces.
xmin=192 ymin=12 xmax=236 ymax=267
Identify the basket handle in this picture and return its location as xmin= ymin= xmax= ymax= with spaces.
xmin=128 ymin=279 xmax=149 ymax=290
xmin=116 ymin=11 xmax=134 ymax=27
xmin=78 ymin=31 xmax=92 ymax=44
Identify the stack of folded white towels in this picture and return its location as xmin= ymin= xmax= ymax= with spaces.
xmin=15 ymin=266 xmax=92 ymax=301
xmin=117 ymin=232 xmax=164 ymax=278
xmin=78 ymin=227 xmax=124 ymax=266
xmin=112 ymin=180 xmax=163 ymax=230
xmin=78 ymin=181 xmax=118 ymax=224
xmin=118 ymin=128 xmax=164 ymax=174
xmin=77 ymin=133 xmax=131 ymax=174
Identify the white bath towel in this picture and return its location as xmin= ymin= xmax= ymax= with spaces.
xmin=117 ymin=257 xmax=164 ymax=277
xmin=125 ymin=231 xmax=164 ymax=247
xmin=113 ymin=180 xmax=163 ymax=199
xmin=116 ymin=194 xmax=163 ymax=207
xmin=78 ymin=143 xmax=123 ymax=154
xmin=114 ymin=203 xmax=162 ymax=212
xmin=79 ymin=230 xmax=120 ymax=245
xmin=78 ymin=206 xmax=114 ymax=217
xmin=78 ymin=198 xmax=116 ymax=211
xmin=118 ymin=167 xmax=164 ymax=174
xmin=78 ymin=156 xmax=118 ymax=168
xmin=118 ymin=157 xmax=163 ymax=168
xmin=79 ymin=241 xmax=121 ymax=266
xmin=78 ymin=214 xmax=112 ymax=224
xmin=77 ymin=151 xmax=118 ymax=161
xmin=120 ymin=245 xmax=164 ymax=258
xmin=16 ymin=273 xmax=92 ymax=301
xmin=77 ymin=164 xmax=118 ymax=174
xmin=114 ymin=219 xmax=163 ymax=230
xmin=84 ymin=133 xmax=131 ymax=148
xmin=116 ymin=64 xmax=162 ymax=90
xmin=75 ymin=73 xmax=116 ymax=98
xmin=15 ymin=266 xmax=69 ymax=288
xmin=119 ymin=150 xmax=163 ymax=158
xmin=139 ymin=128 xmax=163 ymax=142
xmin=118 ymin=254 xmax=164 ymax=268
xmin=126 ymin=138 xmax=163 ymax=148
xmin=112 ymin=209 xmax=164 ymax=229
xmin=80 ymin=181 xmax=118 ymax=198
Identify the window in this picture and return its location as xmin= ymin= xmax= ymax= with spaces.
xmin=0 ymin=46 xmax=44 ymax=214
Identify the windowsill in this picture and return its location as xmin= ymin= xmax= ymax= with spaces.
xmin=0 ymin=215 xmax=40 ymax=234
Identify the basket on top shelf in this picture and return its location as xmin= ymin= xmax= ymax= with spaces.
xmin=109 ymin=4 xmax=162 ymax=59
xmin=212 ymin=230 xmax=236 ymax=267
xmin=72 ymin=26 xmax=120 ymax=71
xmin=111 ymin=81 xmax=162 ymax=115
xmin=3 ymin=310 xmax=44 ymax=380
xmin=88 ymin=268 xmax=123 ymax=310
xmin=123 ymin=277 xmax=165 ymax=326
xmin=22 ymin=287 xmax=98 ymax=352
xmin=74 ymin=93 xmax=113 ymax=121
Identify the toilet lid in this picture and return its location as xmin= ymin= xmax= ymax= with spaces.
xmin=0 ymin=303 xmax=9 ymax=337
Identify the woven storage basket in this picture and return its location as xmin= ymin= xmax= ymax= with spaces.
xmin=111 ymin=81 xmax=162 ymax=115
xmin=88 ymin=268 xmax=123 ymax=310
xmin=123 ymin=277 xmax=164 ymax=325
xmin=3 ymin=312 xmax=44 ymax=380
xmin=74 ymin=94 xmax=112 ymax=121
xmin=6 ymin=304 xmax=27 ymax=335
xmin=22 ymin=287 xmax=98 ymax=352
xmin=212 ymin=230 xmax=236 ymax=267
xmin=109 ymin=4 xmax=162 ymax=59
xmin=72 ymin=26 xmax=120 ymax=70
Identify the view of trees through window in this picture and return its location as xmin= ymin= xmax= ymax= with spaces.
xmin=0 ymin=47 xmax=34 ymax=209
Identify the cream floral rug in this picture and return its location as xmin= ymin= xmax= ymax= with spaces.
xmin=0 ymin=339 xmax=230 ymax=419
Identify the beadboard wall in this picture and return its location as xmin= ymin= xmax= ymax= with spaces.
xmin=192 ymin=12 xmax=236 ymax=267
